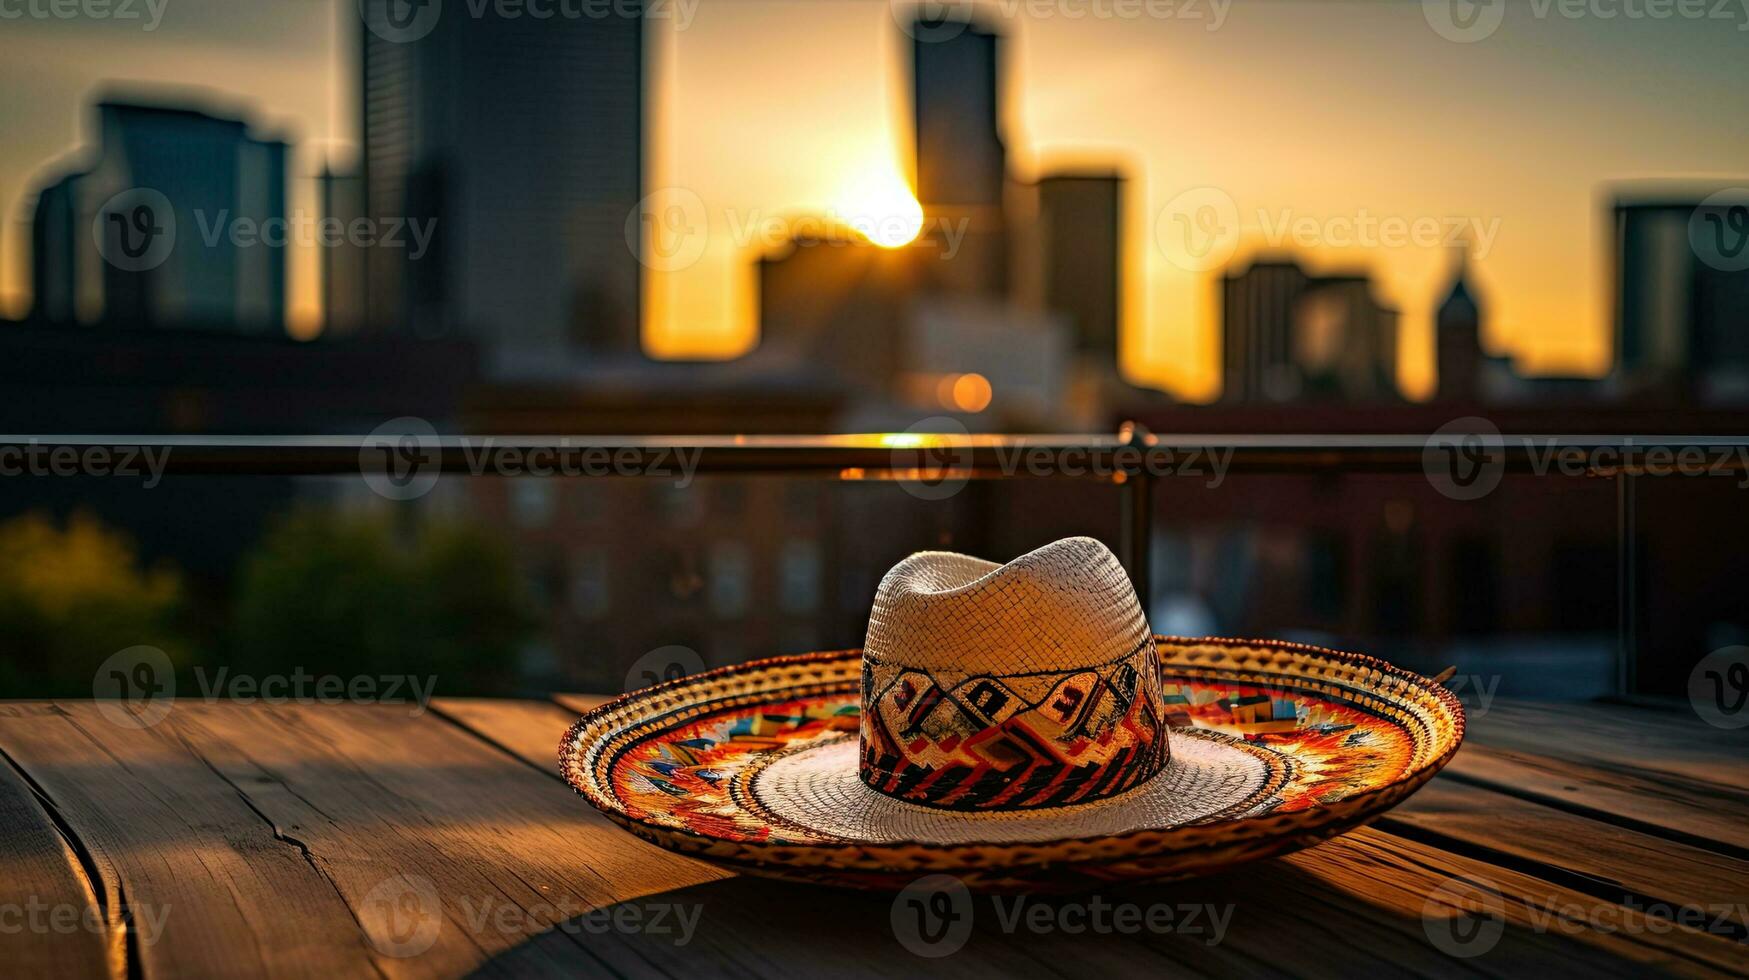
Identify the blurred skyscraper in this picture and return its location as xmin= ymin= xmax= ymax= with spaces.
xmin=1435 ymin=248 xmax=1485 ymax=401
xmin=1221 ymin=257 xmax=1399 ymax=402
xmin=1613 ymin=189 xmax=1749 ymax=401
xmin=358 ymin=0 xmax=644 ymax=372
xmin=319 ymin=168 xmax=369 ymax=337
xmin=29 ymin=100 xmax=286 ymax=332
xmin=911 ymin=16 xmax=1007 ymax=296
xmin=1036 ymin=174 xmax=1121 ymax=360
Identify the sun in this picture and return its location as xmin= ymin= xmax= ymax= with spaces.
xmin=838 ymin=171 xmax=925 ymax=249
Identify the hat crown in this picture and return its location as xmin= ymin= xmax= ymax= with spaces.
xmin=866 ymin=537 xmax=1150 ymax=676
xmin=858 ymin=537 xmax=1169 ymax=811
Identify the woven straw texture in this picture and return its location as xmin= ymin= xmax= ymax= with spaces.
xmin=859 ymin=538 xmax=1166 ymax=811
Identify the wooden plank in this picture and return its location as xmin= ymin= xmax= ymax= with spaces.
xmin=433 ymin=698 xmax=593 ymax=776
xmin=1385 ymin=776 xmax=1749 ymax=939
xmin=551 ymin=693 xmax=613 ymax=716
xmin=0 ymin=745 xmax=115 ymax=979
xmin=1470 ymin=700 xmax=1749 ymax=794
xmin=448 ymin=696 xmax=1749 ymax=977
xmin=149 ymin=700 xmax=732 ymax=979
xmin=0 ymin=702 xmax=729 ymax=979
xmin=1446 ymin=744 xmax=1749 ymax=855
xmin=0 ymin=702 xmax=388 ymax=978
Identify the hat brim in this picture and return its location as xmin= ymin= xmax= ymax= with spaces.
xmin=560 ymin=636 xmax=1466 ymax=892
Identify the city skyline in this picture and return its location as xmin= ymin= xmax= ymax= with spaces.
xmin=3 ymin=0 xmax=1747 ymax=400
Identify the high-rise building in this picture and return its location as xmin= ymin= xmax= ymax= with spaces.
xmin=1221 ymin=257 xmax=1399 ymax=402
xmin=1436 ymin=251 xmax=1485 ymax=402
xmin=1614 ymin=191 xmax=1749 ymax=400
xmin=912 ymin=18 xmax=1004 ymax=209
xmin=319 ymin=168 xmax=370 ymax=337
xmin=1036 ymin=174 xmax=1122 ymax=360
xmin=1221 ymin=259 xmax=1309 ymax=402
xmin=359 ymin=1 xmax=644 ymax=370
xmin=911 ymin=15 xmax=1007 ymax=297
xmin=1293 ymin=276 xmax=1398 ymax=401
xmin=29 ymin=100 xmax=286 ymax=332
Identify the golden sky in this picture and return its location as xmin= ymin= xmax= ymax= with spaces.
xmin=4 ymin=0 xmax=1747 ymax=401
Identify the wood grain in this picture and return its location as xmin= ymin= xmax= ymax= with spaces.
xmin=1469 ymin=699 xmax=1749 ymax=793
xmin=3 ymin=695 xmax=1747 ymax=978
xmin=0 ymin=728 xmax=114 ymax=979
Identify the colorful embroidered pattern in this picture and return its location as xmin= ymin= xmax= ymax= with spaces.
xmin=858 ymin=652 xmax=1168 ymax=810
xmin=606 ymin=667 xmax=1414 ymax=844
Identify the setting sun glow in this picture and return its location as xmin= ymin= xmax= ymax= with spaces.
xmin=838 ymin=171 xmax=925 ymax=249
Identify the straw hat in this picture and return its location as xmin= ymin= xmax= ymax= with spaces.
xmin=562 ymin=537 xmax=1464 ymax=891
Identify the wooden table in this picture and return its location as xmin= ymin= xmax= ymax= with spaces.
xmin=3 ymin=695 xmax=1746 ymax=978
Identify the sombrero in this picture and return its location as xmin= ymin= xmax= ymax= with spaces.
xmin=561 ymin=537 xmax=1464 ymax=891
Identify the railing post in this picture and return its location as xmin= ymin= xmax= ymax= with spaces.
xmin=1616 ymin=470 xmax=1637 ymax=697
xmin=1118 ymin=422 xmax=1154 ymax=610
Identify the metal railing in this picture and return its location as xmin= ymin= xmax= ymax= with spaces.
xmin=6 ymin=425 xmax=1749 ymax=624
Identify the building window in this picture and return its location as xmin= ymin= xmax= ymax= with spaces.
xmin=511 ymin=481 xmax=556 ymax=528
xmin=708 ymin=542 xmax=750 ymax=619
xmin=779 ymin=539 xmax=821 ymax=614
xmin=570 ymin=548 xmax=610 ymax=620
